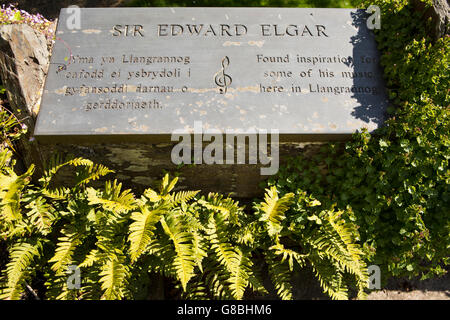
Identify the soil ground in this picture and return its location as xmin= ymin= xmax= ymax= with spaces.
xmin=366 ymin=272 xmax=450 ymax=300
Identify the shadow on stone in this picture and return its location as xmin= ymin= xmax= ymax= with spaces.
xmin=349 ymin=9 xmax=388 ymax=128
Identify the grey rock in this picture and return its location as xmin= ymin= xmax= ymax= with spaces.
xmin=414 ymin=0 xmax=449 ymax=39
xmin=0 ymin=24 xmax=52 ymax=171
xmin=431 ymin=0 xmax=450 ymax=38
xmin=0 ymin=24 xmax=50 ymax=119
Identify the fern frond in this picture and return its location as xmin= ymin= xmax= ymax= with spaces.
xmin=48 ymin=229 xmax=83 ymax=274
xmin=44 ymin=271 xmax=81 ymax=300
xmin=25 ymin=196 xmax=56 ymax=234
xmin=79 ymin=249 xmax=100 ymax=268
xmin=205 ymin=214 xmax=253 ymax=299
xmin=199 ymin=193 xmax=242 ymax=224
xmin=259 ymin=187 xmax=294 ymax=237
xmin=227 ymin=248 xmax=251 ymax=300
xmin=160 ymin=215 xmax=196 ymax=291
xmin=41 ymin=154 xmax=93 ymax=186
xmin=297 ymin=207 xmax=368 ymax=300
xmin=75 ymin=163 xmax=114 ymax=186
xmin=198 ymin=200 xmax=229 ymax=215
xmin=326 ymin=211 xmax=367 ymax=268
xmin=202 ymin=264 xmax=234 ymax=299
xmin=1 ymin=241 xmax=41 ymax=300
xmin=128 ymin=205 xmax=165 ymax=262
xmin=298 ymin=208 xmax=369 ymax=300
xmin=170 ymin=190 xmax=200 ymax=206
xmin=146 ymin=239 xmax=177 ymax=277
xmin=236 ymin=221 xmax=262 ymax=246
xmin=317 ymin=210 xmax=369 ymax=299
xmin=99 ymin=251 xmax=129 ymax=300
xmin=247 ymin=265 xmax=268 ymax=295
xmin=87 ymin=180 xmax=137 ymax=213
xmin=307 ymin=252 xmax=348 ymax=300
xmin=266 ymin=253 xmax=293 ymax=300
xmin=191 ymin=230 xmax=207 ymax=272
xmin=0 ymin=165 xmax=34 ymax=221
xmin=182 ymin=278 xmax=208 ymax=300
xmin=159 ymin=174 xmax=178 ymax=196
xmin=206 ymin=215 xmax=239 ymax=275
xmin=269 ymin=243 xmax=308 ymax=271
xmin=2 ymin=219 xmax=31 ymax=238
xmin=41 ymin=186 xmax=70 ymax=200
xmin=143 ymin=188 xmax=161 ymax=202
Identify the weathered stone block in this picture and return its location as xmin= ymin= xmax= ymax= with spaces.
xmin=0 ymin=23 xmax=53 ymax=171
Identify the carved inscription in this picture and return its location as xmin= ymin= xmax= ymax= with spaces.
xmin=35 ymin=8 xmax=389 ymax=138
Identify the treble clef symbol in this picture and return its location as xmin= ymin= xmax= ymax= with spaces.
xmin=214 ymin=56 xmax=232 ymax=94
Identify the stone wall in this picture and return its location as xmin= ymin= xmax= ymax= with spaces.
xmin=37 ymin=141 xmax=324 ymax=198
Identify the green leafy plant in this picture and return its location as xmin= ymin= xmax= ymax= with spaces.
xmin=0 ymin=149 xmax=368 ymax=299
xmin=253 ymin=187 xmax=368 ymax=299
xmin=266 ymin=0 xmax=449 ymax=281
xmin=0 ymin=105 xmax=369 ymax=300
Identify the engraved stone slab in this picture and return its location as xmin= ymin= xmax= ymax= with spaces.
xmin=34 ymin=7 xmax=389 ymax=142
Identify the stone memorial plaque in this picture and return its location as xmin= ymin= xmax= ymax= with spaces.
xmin=34 ymin=7 xmax=389 ymax=142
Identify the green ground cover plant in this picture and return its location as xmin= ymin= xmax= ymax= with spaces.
xmin=266 ymin=0 xmax=449 ymax=281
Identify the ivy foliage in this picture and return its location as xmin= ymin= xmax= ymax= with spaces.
xmin=266 ymin=0 xmax=449 ymax=280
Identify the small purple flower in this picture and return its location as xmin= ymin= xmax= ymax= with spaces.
xmin=0 ymin=3 xmax=54 ymax=39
